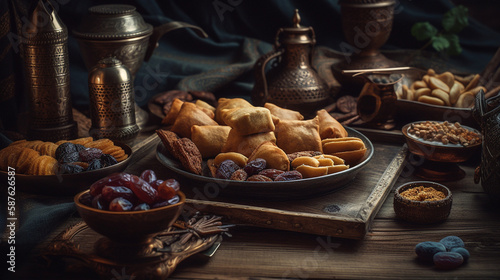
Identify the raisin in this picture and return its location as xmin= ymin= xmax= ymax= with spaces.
xmin=79 ymin=148 xmax=103 ymax=162
xmin=158 ymin=179 xmax=178 ymax=200
xmin=230 ymin=169 xmax=248 ymax=181
xmin=415 ymin=241 xmax=446 ymax=262
xmin=109 ymin=197 xmax=133 ymax=211
xmin=58 ymin=163 xmax=84 ymax=174
xmin=133 ymin=203 xmax=150 ymax=211
xmin=433 ymin=252 xmax=464 ymax=270
xmin=216 ymin=159 xmax=240 ymax=179
xmin=79 ymin=192 xmax=93 ymax=207
xmin=243 ymin=158 xmax=266 ymax=176
xmin=91 ymin=194 xmax=107 ymax=210
xmin=258 ymin=169 xmax=285 ymax=180
xmin=101 ymin=186 xmax=137 ymax=204
xmin=86 ymin=159 xmax=102 ymax=171
xmin=55 ymin=142 xmax=78 ymax=160
xmin=150 ymin=179 xmax=164 ymax=191
xmin=439 ymin=236 xmax=465 ymax=251
xmin=140 ymin=169 xmax=157 ymax=184
xmin=274 ymin=170 xmax=303 ymax=181
xmin=100 ymin=154 xmax=118 ymax=167
xmin=247 ymin=174 xmax=273 ymax=181
xmin=59 ymin=151 xmax=80 ymax=163
xmin=450 ymin=247 xmax=470 ymax=262
xmin=122 ymin=175 xmax=158 ymax=204
xmin=168 ymin=195 xmax=180 ymax=205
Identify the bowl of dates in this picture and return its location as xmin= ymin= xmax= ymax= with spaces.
xmin=74 ymin=170 xmax=185 ymax=242
xmin=0 ymin=141 xmax=132 ymax=196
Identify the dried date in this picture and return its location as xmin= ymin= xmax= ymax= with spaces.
xmin=258 ymin=169 xmax=285 ymax=180
xmin=247 ymin=174 xmax=273 ymax=182
xmin=230 ymin=169 xmax=248 ymax=181
xmin=274 ymin=170 xmax=303 ymax=181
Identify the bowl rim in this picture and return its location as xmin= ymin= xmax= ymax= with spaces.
xmin=74 ymin=189 xmax=186 ymax=214
xmin=401 ymin=121 xmax=482 ymax=149
xmin=394 ymin=181 xmax=452 ymax=203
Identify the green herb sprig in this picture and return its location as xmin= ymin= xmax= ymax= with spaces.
xmin=411 ymin=5 xmax=469 ymax=55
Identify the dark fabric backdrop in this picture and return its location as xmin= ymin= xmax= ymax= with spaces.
xmin=1 ymin=0 xmax=499 ymax=128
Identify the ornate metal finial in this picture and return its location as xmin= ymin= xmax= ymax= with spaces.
xmin=293 ymin=9 xmax=301 ymax=28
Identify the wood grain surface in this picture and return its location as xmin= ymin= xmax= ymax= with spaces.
xmin=10 ymin=136 xmax=500 ymax=280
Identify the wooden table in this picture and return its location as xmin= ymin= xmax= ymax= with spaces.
xmin=9 ymin=128 xmax=500 ymax=280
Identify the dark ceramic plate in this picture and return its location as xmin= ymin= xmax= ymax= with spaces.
xmin=394 ymin=68 xmax=476 ymax=128
xmin=402 ymin=121 xmax=481 ymax=163
xmin=156 ymin=127 xmax=374 ymax=200
xmin=0 ymin=142 xmax=132 ymax=196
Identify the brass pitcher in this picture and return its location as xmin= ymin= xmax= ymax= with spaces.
xmin=251 ymin=9 xmax=330 ymax=117
xmin=73 ymin=4 xmax=208 ymax=78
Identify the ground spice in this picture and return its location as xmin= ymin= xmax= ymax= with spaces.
xmin=400 ymin=186 xmax=446 ymax=201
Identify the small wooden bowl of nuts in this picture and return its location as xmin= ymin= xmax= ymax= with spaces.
xmin=402 ymin=120 xmax=481 ymax=163
xmin=394 ymin=181 xmax=452 ymax=224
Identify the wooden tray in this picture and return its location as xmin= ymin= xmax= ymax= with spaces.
xmin=184 ymin=143 xmax=408 ymax=240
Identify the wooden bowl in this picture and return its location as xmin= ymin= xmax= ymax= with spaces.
xmin=74 ymin=190 xmax=185 ymax=243
xmin=401 ymin=121 xmax=481 ymax=163
xmin=393 ymin=181 xmax=452 ymax=224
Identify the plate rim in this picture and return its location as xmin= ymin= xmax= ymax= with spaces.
xmin=155 ymin=127 xmax=374 ymax=197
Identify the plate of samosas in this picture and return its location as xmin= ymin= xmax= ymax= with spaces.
xmin=155 ymin=98 xmax=373 ymax=199
xmin=0 ymin=137 xmax=131 ymax=196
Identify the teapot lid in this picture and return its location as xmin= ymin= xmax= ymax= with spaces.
xmin=73 ymin=4 xmax=153 ymax=40
xmin=277 ymin=9 xmax=315 ymax=45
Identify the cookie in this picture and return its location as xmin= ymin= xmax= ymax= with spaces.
xmin=172 ymin=138 xmax=203 ymax=175
xmin=156 ymin=129 xmax=179 ymax=157
xmin=85 ymin=138 xmax=114 ymax=151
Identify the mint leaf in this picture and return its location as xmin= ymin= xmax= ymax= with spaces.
xmin=443 ymin=34 xmax=462 ymax=55
xmin=411 ymin=22 xmax=438 ymax=41
xmin=431 ymin=35 xmax=450 ymax=52
xmin=442 ymin=5 xmax=468 ymax=33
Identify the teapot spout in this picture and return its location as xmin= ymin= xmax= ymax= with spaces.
xmin=145 ymin=21 xmax=208 ymax=61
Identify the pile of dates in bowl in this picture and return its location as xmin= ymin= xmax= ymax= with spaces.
xmin=78 ymin=170 xmax=181 ymax=211
xmin=74 ymin=170 xmax=186 ymax=242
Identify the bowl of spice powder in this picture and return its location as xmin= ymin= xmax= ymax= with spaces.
xmin=394 ymin=181 xmax=452 ymax=224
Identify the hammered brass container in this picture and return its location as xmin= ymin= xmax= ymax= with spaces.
xmin=252 ymin=10 xmax=330 ymax=117
xmin=22 ymin=0 xmax=77 ymax=141
xmin=88 ymin=57 xmax=140 ymax=141
xmin=73 ymin=4 xmax=208 ymax=78
xmin=473 ymin=90 xmax=500 ymax=200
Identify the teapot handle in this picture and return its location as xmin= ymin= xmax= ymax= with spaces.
xmin=144 ymin=22 xmax=209 ymax=61
xmin=252 ymin=49 xmax=283 ymax=106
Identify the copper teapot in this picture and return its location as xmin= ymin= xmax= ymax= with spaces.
xmin=73 ymin=4 xmax=208 ymax=77
xmin=251 ymin=10 xmax=330 ymax=117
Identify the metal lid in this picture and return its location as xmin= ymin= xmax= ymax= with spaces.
xmin=276 ymin=9 xmax=315 ymax=45
xmin=89 ymin=57 xmax=131 ymax=85
xmin=23 ymin=0 xmax=67 ymax=43
xmin=338 ymin=0 xmax=395 ymax=8
xmin=73 ymin=4 xmax=153 ymax=40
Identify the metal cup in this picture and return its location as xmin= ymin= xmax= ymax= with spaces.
xmin=88 ymin=57 xmax=139 ymax=141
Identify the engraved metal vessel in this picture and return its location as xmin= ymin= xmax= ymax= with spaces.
xmin=73 ymin=4 xmax=208 ymax=128
xmin=88 ymin=57 xmax=139 ymax=141
xmin=332 ymin=0 xmax=400 ymax=87
xmin=252 ymin=9 xmax=330 ymax=117
xmin=22 ymin=0 xmax=77 ymax=141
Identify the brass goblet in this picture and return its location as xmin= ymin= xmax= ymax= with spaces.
xmin=333 ymin=0 xmax=401 ymax=87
